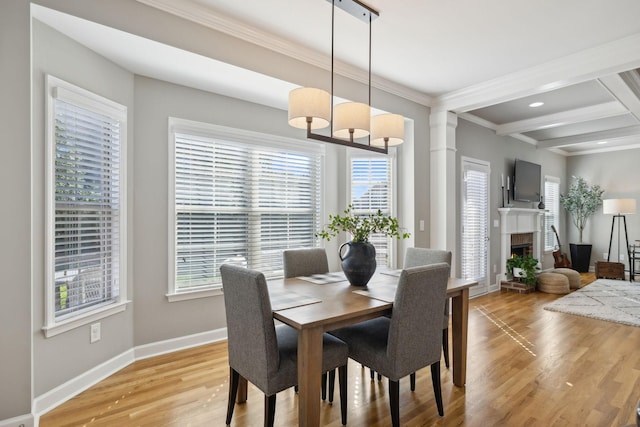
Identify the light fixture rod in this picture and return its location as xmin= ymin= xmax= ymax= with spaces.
xmin=306 ymin=121 xmax=387 ymax=153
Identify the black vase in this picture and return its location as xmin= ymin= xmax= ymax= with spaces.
xmin=339 ymin=241 xmax=377 ymax=286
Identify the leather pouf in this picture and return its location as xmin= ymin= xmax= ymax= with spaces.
xmin=537 ymin=273 xmax=570 ymax=294
xmin=552 ymin=268 xmax=582 ymax=289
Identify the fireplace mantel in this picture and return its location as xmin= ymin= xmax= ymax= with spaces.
xmin=498 ymin=208 xmax=544 ymax=283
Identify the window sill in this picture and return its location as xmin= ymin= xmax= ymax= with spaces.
xmin=166 ymin=287 xmax=223 ymax=302
xmin=42 ymin=300 xmax=131 ymax=338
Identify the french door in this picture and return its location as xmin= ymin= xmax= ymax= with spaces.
xmin=461 ymin=157 xmax=490 ymax=297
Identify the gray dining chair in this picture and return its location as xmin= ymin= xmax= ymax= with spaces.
xmin=404 ymin=247 xmax=452 ymax=370
xmin=283 ymin=247 xmax=329 ymax=278
xmin=330 ymin=263 xmax=450 ymax=426
xmin=221 ymin=264 xmax=348 ymax=426
xmin=282 ymin=247 xmax=338 ymax=401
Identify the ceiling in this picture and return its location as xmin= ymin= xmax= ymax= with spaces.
xmin=34 ymin=0 xmax=640 ymax=156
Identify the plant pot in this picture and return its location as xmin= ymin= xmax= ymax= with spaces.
xmin=512 ymin=268 xmax=525 ymax=278
xmin=339 ymin=241 xmax=376 ymax=286
xmin=570 ymin=243 xmax=592 ymax=273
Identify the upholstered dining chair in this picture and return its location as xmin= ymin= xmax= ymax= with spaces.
xmin=220 ymin=264 xmax=348 ymax=426
xmin=331 ymin=263 xmax=450 ymax=426
xmin=282 ymin=247 xmax=337 ymax=401
xmin=404 ymin=247 xmax=452 ymax=369
xmin=283 ymin=247 xmax=329 ymax=278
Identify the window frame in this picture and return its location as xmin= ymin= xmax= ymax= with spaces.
xmin=167 ymin=118 xmax=325 ymax=301
xmin=544 ymin=175 xmax=561 ymax=253
xmin=346 ymin=147 xmax=398 ymax=269
xmin=43 ymin=75 xmax=129 ymax=338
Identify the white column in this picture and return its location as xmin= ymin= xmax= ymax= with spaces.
xmin=429 ymin=111 xmax=458 ymax=273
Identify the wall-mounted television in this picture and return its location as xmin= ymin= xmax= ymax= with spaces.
xmin=513 ymin=159 xmax=541 ymax=202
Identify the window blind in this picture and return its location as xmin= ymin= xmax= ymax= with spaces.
xmin=53 ymin=98 xmax=122 ymax=318
xmin=350 ymin=157 xmax=392 ymax=267
xmin=461 ymin=166 xmax=488 ymax=281
xmin=173 ymin=133 xmax=321 ymax=292
xmin=544 ymin=177 xmax=560 ymax=251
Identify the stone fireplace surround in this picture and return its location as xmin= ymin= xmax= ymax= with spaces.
xmin=498 ymin=208 xmax=544 ymax=283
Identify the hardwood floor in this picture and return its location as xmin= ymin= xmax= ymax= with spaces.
xmin=40 ymin=277 xmax=640 ymax=426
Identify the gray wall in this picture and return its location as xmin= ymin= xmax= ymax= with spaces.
xmin=456 ymin=119 xmax=568 ymax=281
xmin=0 ymin=0 xmax=32 ymax=420
xmin=32 ymin=20 xmax=136 ymax=396
xmin=567 ymin=148 xmax=640 ymax=270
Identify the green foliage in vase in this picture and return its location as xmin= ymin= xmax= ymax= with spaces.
xmin=560 ymin=176 xmax=604 ymax=243
xmin=316 ymin=205 xmax=410 ymax=243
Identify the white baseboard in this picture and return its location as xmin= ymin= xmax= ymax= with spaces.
xmin=32 ymin=349 xmax=135 ymax=417
xmin=134 ymin=327 xmax=227 ymax=360
xmin=31 ymin=328 xmax=228 ymax=424
xmin=0 ymin=413 xmax=34 ymax=427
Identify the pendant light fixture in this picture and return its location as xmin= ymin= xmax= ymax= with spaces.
xmin=287 ymin=0 xmax=404 ymax=154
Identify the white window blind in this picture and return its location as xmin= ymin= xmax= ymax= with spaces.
xmin=461 ymin=165 xmax=488 ymax=281
xmin=350 ymin=157 xmax=393 ymax=267
xmin=172 ymin=131 xmax=322 ymax=293
xmin=48 ymin=77 xmax=126 ymax=323
xmin=544 ymin=176 xmax=560 ymax=251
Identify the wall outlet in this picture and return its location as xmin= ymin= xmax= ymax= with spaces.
xmin=90 ymin=323 xmax=101 ymax=343
xmin=619 ymin=254 xmax=625 ymax=262
xmin=419 ymin=220 xmax=425 ymax=231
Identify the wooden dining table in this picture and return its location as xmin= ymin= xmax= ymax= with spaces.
xmin=235 ymin=270 xmax=475 ymax=427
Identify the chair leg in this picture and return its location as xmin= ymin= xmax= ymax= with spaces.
xmin=410 ymin=372 xmax=416 ymax=391
xmin=264 ymin=394 xmax=276 ymax=427
xmin=226 ymin=368 xmax=239 ymax=425
xmin=388 ymin=379 xmax=400 ymax=427
xmin=370 ymin=368 xmax=375 ymax=380
xmin=328 ymin=369 xmax=336 ymax=403
xmin=339 ymin=364 xmax=348 ymax=425
xmin=442 ymin=328 xmax=450 ymax=369
xmin=378 ymin=372 xmax=382 ymax=381
xmin=430 ymin=362 xmax=444 ymax=416
xmin=321 ymin=372 xmax=327 ymax=400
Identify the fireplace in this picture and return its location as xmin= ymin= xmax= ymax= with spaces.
xmin=498 ymin=208 xmax=544 ymax=284
xmin=511 ymin=233 xmax=533 ymax=257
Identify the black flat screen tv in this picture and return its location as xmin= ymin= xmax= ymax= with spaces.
xmin=513 ymin=159 xmax=541 ymax=202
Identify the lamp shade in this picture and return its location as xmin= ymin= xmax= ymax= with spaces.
xmin=603 ymin=198 xmax=637 ymax=215
xmin=333 ymin=102 xmax=370 ymax=139
xmin=371 ymin=113 xmax=404 ymax=147
xmin=288 ymin=87 xmax=331 ymax=130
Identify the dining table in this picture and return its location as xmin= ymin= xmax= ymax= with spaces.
xmin=235 ymin=269 xmax=476 ymax=427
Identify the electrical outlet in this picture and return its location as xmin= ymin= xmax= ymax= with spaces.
xmin=90 ymin=323 xmax=101 ymax=343
xmin=419 ymin=220 xmax=425 ymax=231
xmin=619 ymin=254 xmax=625 ymax=262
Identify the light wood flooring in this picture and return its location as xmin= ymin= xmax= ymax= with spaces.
xmin=40 ymin=273 xmax=640 ymax=426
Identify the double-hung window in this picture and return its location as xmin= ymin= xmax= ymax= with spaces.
xmin=45 ymin=76 xmax=128 ymax=337
xmin=349 ymin=152 xmax=396 ymax=268
xmin=544 ymin=176 xmax=561 ymax=251
xmin=169 ymin=119 xmax=323 ymax=300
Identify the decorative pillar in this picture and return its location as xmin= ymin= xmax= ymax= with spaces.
xmin=429 ymin=111 xmax=458 ymax=274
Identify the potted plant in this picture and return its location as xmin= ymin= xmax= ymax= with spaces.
xmin=506 ymin=254 xmax=540 ymax=288
xmin=317 ymin=205 xmax=410 ymax=286
xmin=560 ymin=176 xmax=604 ymax=272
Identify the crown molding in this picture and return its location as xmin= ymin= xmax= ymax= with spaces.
xmin=565 ymin=142 xmax=640 ymax=156
xmin=136 ymin=0 xmax=432 ymax=107
xmin=433 ymin=32 xmax=640 ymax=113
xmin=537 ymin=124 xmax=640 ymax=148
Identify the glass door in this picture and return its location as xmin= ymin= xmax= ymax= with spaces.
xmin=461 ymin=157 xmax=490 ymax=297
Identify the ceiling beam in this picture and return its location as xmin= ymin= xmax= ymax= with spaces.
xmin=598 ymin=74 xmax=640 ymax=122
xmin=495 ymin=101 xmax=627 ymax=136
xmin=537 ymin=124 xmax=640 ymax=148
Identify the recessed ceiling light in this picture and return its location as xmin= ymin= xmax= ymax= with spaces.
xmin=529 ymin=102 xmax=544 ymax=108
xmin=597 ymin=141 xmax=608 ymax=145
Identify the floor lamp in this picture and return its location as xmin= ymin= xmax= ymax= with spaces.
xmin=603 ymin=198 xmax=636 ymax=265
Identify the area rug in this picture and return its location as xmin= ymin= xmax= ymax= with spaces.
xmin=544 ymin=279 xmax=640 ymax=327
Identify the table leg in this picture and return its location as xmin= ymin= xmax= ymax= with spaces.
xmin=297 ymin=326 xmax=323 ymax=427
xmin=451 ymin=288 xmax=469 ymax=387
xmin=237 ymin=374 xmax=248 ymax=403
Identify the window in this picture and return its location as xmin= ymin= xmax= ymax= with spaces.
xmin=349 ymin=153 xmax=395 ymax=268
xmin=169 ymin=120 xmax=323 ymax=299
xmin=45 ymin=76 xmax=128 ymax=337
xmin=544 ymin=176 xmax=560 ymax=251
